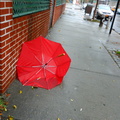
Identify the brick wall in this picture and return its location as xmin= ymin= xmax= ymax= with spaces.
xmin=0 ymin=0 xmax=66 ymax=94
xmin=52 ymin=4 xmax=66 ymax=26
xmin=0 ymin=1 xmax=50 ymax=94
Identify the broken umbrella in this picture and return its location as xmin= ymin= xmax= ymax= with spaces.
xmin=16 ymin=36 xmax=71 ymax=90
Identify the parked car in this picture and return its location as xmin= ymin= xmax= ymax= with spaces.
xmin=117 ymin=9 xmax=120 ymax=14
xmin=111 ymin=6 xmax=116 ymax=12
xmin=111 ymin=6 xmax=120 ymax=14
xmin=96 ymin=4 xmax=114 ymax=20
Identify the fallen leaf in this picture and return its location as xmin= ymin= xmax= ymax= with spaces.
xmin=5 ymin=93 xmax=11 ymax=97
xmin=0 ymin=113 xmax=2 ymax=115
xmin=32 ymin=86 xmax=38 ymax=89
xmin=13 ymin=105 xmax=17 ymax=109
xmin=57 ymin=118 xmax=61 ymax=120
xmin=80 ymin=108 xmax=83 ymax=111
xmin=70 ymin=99 xmax=74 ymax=101
xmin=5 ymin=102 xmax=9 ymax=105
xmin=19 ymin=90 xmax=23 ymax=94
xmin=8 ymin=115 xmax=14 ymax=120
xmin=4 ymin=108 xmax=7 ymax=111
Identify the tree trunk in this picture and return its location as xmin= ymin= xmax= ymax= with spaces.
xmin=92 ymin=0 xmax=99 ymax=20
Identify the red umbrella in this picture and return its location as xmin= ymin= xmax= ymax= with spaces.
xmin=16 ymin=36 xmax=71 ymax=90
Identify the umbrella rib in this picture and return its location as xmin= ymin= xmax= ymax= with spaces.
xmin=45 ymin=67 xmax=56 ymax=74
xmin=46 ymin=44 xmax=60 ymax=64
xmin=46 ymin=65 xmax=57 ymax=68
xmin=17 ymin=65 xmax=42 ymax=68
xmin=35 ymin=56 xmax=43 ymax=64
xmin=43 ymin=67 xmax=49 ymax=90
xmin=25 ymin=44 xmax=42 ymax=64
xmin=42 ymin=53 xmax=45 ymax=64
xmin=23 ymin=67 xmax=43 ymax=86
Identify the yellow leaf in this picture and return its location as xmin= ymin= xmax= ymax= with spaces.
xmin=8 ymin=115 xmax=14 ymax=120
xmin=13 ymin=105 xmax=17 ymax=109
xmin=57 ymin=118 xmax=61 ymax=120
xmin=4 ymin=108 xmax=7 ymax=111
xmin=19 ymin=90 xmax=23 ymax=94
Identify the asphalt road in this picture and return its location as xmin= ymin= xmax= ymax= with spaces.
xmin=113 ymin=14 xmax=120 ymax=34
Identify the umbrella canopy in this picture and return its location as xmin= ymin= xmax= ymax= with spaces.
xmin=16 ymin=36 xmax=71 ymax=89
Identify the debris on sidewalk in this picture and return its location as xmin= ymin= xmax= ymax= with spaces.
xmin=115 ymin=51 xmax=120 ymax=58
xmin=70 ymin=99 xmax=74 ymax=101
xmin=19 ymin=90 xmax=23 ymax=94
xmin=0 ymin=95 xmax=9 ymax=113
xmin=13 ymin=105 xmax=17 ymax=109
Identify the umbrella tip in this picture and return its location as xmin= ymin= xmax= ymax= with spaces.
xmin=58 ymin=53 xmax=66 ymax=57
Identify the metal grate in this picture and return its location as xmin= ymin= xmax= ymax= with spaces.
xmin=56 ymin=0 xmax=66 ymax=6
xmin=13 ymin=0 xmax=50 ymax=18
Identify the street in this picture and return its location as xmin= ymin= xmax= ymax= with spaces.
xmin=113 ymin=14 xmax=120 ymax=34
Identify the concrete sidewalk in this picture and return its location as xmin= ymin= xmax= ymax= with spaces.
xmin=3 ymin=3 xmax=120 ymax=120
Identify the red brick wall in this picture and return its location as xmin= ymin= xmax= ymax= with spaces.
xmin=52 ymin=4 xmax=66 ymax=26
xmin=0 ymin=1 xmax=50 ymax=94
xmin=0 ymin=0 xmax=66 ymax=94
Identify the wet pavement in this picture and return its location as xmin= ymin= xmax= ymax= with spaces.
xmin=113 ymin=14 xmax=120 ymax=34
xmin=2 ymin=3 xmax=120 ymax=120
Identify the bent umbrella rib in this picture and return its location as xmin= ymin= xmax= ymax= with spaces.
xmin=23 ymin=67 xmax=43 ymax=86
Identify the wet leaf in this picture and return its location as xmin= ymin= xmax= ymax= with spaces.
xmin=0 ymin=113 xmax=3 ymax=115
xmin=80 ymin=108 xmax=83 ymax=111
xmin=5 ymin=93 xmax=11 ymax=97
xmin=5 ymin=102 xmax=9 ymax=105
xmin=8 ymin=115 xmax=14 ymax=120
xmin=116 ymin=51 xmax=120 ymax=54
xmin=0 ymin=98 xmax=7 ymax=111
xmin=32 ymin=86 xmax=38 ymax=89
xmin=13 ymin=105 xmax=17 ymax=109
xmin=19 ymin=90 xmax=23 ymax=94
xmin=4 ymin=108 xmax=7 ymax=111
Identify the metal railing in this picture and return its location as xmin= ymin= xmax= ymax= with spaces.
xmin=13 ymin=0 xmax=50 ymax=18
